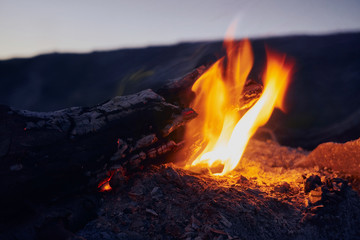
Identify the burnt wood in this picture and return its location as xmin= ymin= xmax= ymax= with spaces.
xmin=0 ymin=65 xmax=264 ymax=233
xmin=0 ymin=89 xmax=197 ymax=218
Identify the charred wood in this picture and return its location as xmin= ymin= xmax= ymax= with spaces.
xmin=157 ymin=65 xmax=208 ymax=107
xmin=157 ymin=65 xmax=264 ymax=112
xmin=0 ymin=89 xmax=196 ymax=218
xmin=0 ymin=68 xmax=265 ymax=239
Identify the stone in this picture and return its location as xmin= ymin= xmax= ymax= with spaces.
xmin=145 ymin=208 xmax=158 ymax=217
xmin=274 ymin=182 xmax=291 ymax=193
xmin=309 ymin=187 xmax=323 ymax=205
xmin=304 ymin=175 xmax=322 ymax=193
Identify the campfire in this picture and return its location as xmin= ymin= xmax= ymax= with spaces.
xmin=87 ymin=31 xmax=360 ymax=239
xmin=182 ymin=29 xmax=293 ymax=176
xmin=1 ymin=30 xmax=360 ymax=240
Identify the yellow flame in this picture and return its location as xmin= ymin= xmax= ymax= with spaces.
xmin=184 ymin=35 xmax=293 ymax=176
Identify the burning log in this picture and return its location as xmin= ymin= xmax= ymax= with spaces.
xmin=0 ymin=58 xmax=267 ymax=239
xmin=157 ymin=65 xmax=208 ymax=107
xmin=158 ymin=66 xmax=263 ymax=112
xmin=0 ymin=89 xmax=197 ymax=217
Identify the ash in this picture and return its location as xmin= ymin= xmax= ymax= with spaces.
xmin=78 ymin=140 xmax=360 ymax=240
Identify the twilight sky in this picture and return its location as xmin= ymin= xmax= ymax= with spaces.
xmin=0 ymin=0 xmax=360 ymax=59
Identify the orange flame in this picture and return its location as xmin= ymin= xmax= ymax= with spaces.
xmin=184 ymin=32 xmax=293 ymax=176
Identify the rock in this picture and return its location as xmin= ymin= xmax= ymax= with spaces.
xmin=308 ymin=187 xmax=323 ymax=205
xmin=304 ymin=175 xmax=322 ymax=193
xmin=331 ymin=178 xmax=348 ymax=193
xmin=162 ymin=165 xmax=183 ymax=186
xmin=109 ymin=171 xmax=127 ymax=189
xmin=191 ymin=215 xmax=201 ymax=230
xmin=116 ymin=232 xmax=129 ymax=240
xmin=145 ymin=208 xmax=158 ymax=217
xmin=219 ymin=213 xmax=232 ymax=228
xmin=151 ymin=186 xmax=160 ymax=196
xmin=129 ymin=182 xmax=145 ymax=197
xmin=298 ymin=138 xmax=360 ymax=177
xmin=239 ymin=175 xmax=249 ymax=183
xmin=100 ymin=231 xmax=112 ymax=240
xmin=274 ymin=182 xmax=290 ymax=193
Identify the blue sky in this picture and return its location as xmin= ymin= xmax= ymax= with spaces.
xmin=0 ymin=0 xmax=360 ymax=59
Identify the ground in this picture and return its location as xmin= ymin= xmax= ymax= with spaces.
xmin=77 ymin=140 xmax=360 ymax=240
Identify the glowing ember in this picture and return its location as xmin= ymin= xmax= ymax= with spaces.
xmin=99 ymin=182 xmax=112 ymax=192
xmin=98 ymin=170 xmax=115 ymax=192
xmin=184 ymin=28 xmax=293 ymax=176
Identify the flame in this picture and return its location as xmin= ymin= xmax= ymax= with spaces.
xmin=184 ymin=33 xmax=293 ymax=176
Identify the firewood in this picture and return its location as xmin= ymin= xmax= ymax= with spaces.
xmin=0 ymin=89 xmax=196 ymax=217
xmin=157 ymin=65 xmax=208 ymax=107
xmin=0 ymin=65 xmax=263 ymax=222
xmin=157 ymin=65 xmax=263 ymax=112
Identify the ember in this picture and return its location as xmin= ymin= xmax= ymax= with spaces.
xmin=98 ymin=170 xmax=115 ymax=192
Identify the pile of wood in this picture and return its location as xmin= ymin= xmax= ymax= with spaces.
xmin=0 ymin=65 xmax=266 ymax=216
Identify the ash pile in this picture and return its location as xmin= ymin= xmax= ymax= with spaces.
xmin=78 ymin=139 xmax=360 ymax=240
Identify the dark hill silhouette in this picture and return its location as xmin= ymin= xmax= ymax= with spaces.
xmin=0 ymin=42 xmax=221 ymax=111
xmin=1 ymin=32 xmax=360 ymax=149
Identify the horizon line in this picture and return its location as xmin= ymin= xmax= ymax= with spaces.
xmin=1 ymin=29 xmax=359 ymax=61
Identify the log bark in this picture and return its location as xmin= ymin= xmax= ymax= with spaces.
xmin=0 ymin=89 xmax=196 ymax=218
xmin=157 ymin=66 xmax=263 ymax=112
xmin=157 ymin=65 xmax=207 ymax=107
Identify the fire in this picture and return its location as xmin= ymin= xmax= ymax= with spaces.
xmin=99 ymin=182 xmax=112 ymax=192
xmin=98 ymin=170 xmax=115 ymax=192
xmin=184 ymin=32 xmax=293 ymax=176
